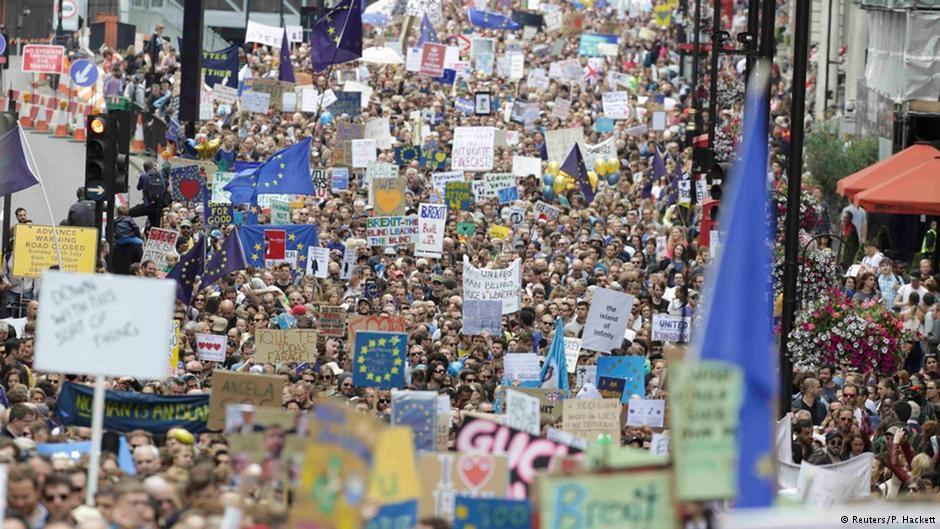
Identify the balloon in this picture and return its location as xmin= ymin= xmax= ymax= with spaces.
xmin=547 ymin=160 xmax=561 ymax=176
xmin=320 ymin=111 xmax=334 ymax=125
xmin=582 ymin=0 xmax=594 ymax=7
xmin=543 ymin=173 xmax=554 ymax=186
xmin=588 ymin=170 xmax=598 ymax=189
xmin=553 ymin=176 xmax=566 ymax=194
xmin=566 ymin=177 xmax=576 ymax=190
xmin=607 ymin=157 xmax=621 ymax=172
xmin=594 ymin=159 xmax=608 ymax=176
xmin=607 ymin=172 xmax=621 ymax=185
xmin=447 ymin=360 xmax=464 ymax=377
xmin=542 ymin=184 xmax=555 ymax=199
xmin=182 ymin=139 xmax=198 ymax=158
xmin=558 ymin=195 xmax=570 ymax=206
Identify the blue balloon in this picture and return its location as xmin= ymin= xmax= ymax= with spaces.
xmin=607 ymin=172 xmax=621 ymax=185
xmin=543 ymin=173 xmax=554 ymax=186
xmin=320 ymin=111 xmax=334 ymax=125
xmin=182 ymin=138 xmax=198 ymax=158
xmin=558 ymin=195 xmax=570 ymax=206
xmin=448 ymin=360 xmax=464 ymax=377
xmin=542 ymin=184 xmax=555 ymax=199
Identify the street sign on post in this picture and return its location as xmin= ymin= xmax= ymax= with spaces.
xmin=22 ymin=45 xmax=66 ymax=74
xmin=70 ymin=59 xmax=98 ymax=87
xmin=0 ymin=34 xmax=8 ymax=69
xmin=53 ymin=0 xmax=80 ymax=32
xmin=85 ymin=181 xmax=106 ymax=201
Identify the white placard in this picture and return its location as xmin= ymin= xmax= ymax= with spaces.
xmin=512 ymin=156 xmax=542 ymax=179
xmin=602 ymin=91 xmax=630 ymax=119
xmin=431 ymin=171 xmax=464 ymax=193
xmin=652 ymin=110 xmax=667 ymax=131
xmin=576 ymin=365 xmax=597 ymax=389
xmin=504 ymin=353 xmax=541 ymax=383
xmin=343 ymin=81 xmax=372 ymax=108
xmin=320 ymin=89 xmax=338 ymax=109
xmin=406 ymin=47 xmax=423 ymax=72
xmin=239 ymin=91 xmax=271 ymax=113
xmin=245 ymin=20 xmax=283 ymax=48
xmin=300 ymin=87 xmax=319 ymax=113
xmin=36 ymin=272 xmax=175 ymax=379
xmin=306 ymin=247 xmax=330 ymax=278
xmin=505 ymin=389 xmax=541 ymax=435
xmin=544 ymin=127 xmax=584 ymax=162
xmin=581 ymin=288 xmax=635 ymax=353
xmin=508 ymin=52 xmax=525 ymax=81
xmin=140 ymin=228 xmax=180 ymax=273
xmin=582 ymin=137 xmax=618 ymax=171
xmin=626 ymin=399 xmax=665 ymax=428
xmin=650 ymin=432 xmax=670 ymax=455
xmin=526 ymin=68 xmax=550 ymax=91
xmin=651 ymin=314 xmax=691 ymax=343
xmin=552 ymin=97 xmax=571 ymax=120
xmin=451 ymin=126 xmax=495 ymax=172
xmin=282 ymin=91 xmax=297 ymax=113
xmin=351 ymin=139 xmax=377 ymax=168
xmin=364 ymin=118 xmax=392 ymax=150
xmin=795 ymin=457 xmax=873 ymax=508
xmin=340 ymin=246 xmax=356 ymax=280
xmin=212 ymin=85 xmax=238 ymax=105
xmin=563 ymin=337 xmax=582 ymax=374
xmin=415 ymin=203 xmax=447 ymax=259
xmin=483 ymin=172 xmax=515 ymax=198
xmin=462 ymin=256 xmax=521 ymax=314
xmin=286 ymin=25 xmax=304 ymax=43
xmin=195 ymin=332 xmax=226 ymax=362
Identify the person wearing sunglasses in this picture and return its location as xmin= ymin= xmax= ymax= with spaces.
xmin=41 ymin=474 xmax=79 ymax=523
xmin=809 ymin=430 xmax=847 ymax=465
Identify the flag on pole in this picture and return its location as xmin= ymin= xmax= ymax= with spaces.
xmin=201 ymin=232 xmax=248 ymax=287
xmin=279 ymin=29 xmax=296 ymax=83
xmin=540 ymin=317 xmax=569 ymax=391
xmin=223 ymin=138 xmax=315 ymax=204
xmin=559 ymin=143 xmax=594 ymax=203
xmin=417 ymin=14 xmax=439 ymax=46
xmin=468 ymin=8 xmax=521 ymax=30
xmin=310 ymin=0 xmax=363 ymax=71
xmin=0 ymin=126 xmax=40 ymax=196
xmin=695 ymin=62 xmax=775 ymax=508
xmin=165 ymin=236 xmax=206 ymax=305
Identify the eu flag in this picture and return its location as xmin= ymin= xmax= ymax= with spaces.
xmin=201 ymin=232 xmax=247 ymax=287
xmin=223 ymin=137 xmax=314 ymax=204
xmin=695 ymin=62 xmax=775 ymax=507
xmin=310 ymin=0 xmax=363 ymax=72
xmin=540 ymin=317 xmax=569 ymax=391
xmin=468 ymin=8 xmax=521 ymax=30
xmin=165 ymin=236 xmax=206 ymax=305
xmin=417 ymin=14 xmax=439 ymax=47
xmin=238 ymin=225 xmax=319 ymax=269
xmin=0 ymin=125 xmax=40 ymax=196
xmin=559 ymin=143 xmax=594 ymax=203
xmin=279 ymin=29 xmax=296 ymax=83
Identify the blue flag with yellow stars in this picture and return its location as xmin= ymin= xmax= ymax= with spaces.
xmin=223 ymin=138 xmax=314 ymax=204
xmin=468 ymin=8 xmax=521 ymax=30
xmin=390 ymin=390 xmax=437 ymax=451
xmin=201 ymin=232 xmax=247 ymax=287
xmin=416 ymin=14 xmax=439 ymax=47
xmin=165 ymin=236 xmax=206 ymax=305
xmin=558 ymin=143 xmax=594 ymax=203
xmin=353 ymin=331 xmax=407 ymax=388
xmin=238 ymin=225 xmax=319 ymax=269
xmin=310 ymin=0 xmax=363 ymax=72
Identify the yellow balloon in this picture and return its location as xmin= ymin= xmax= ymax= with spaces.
xmin=594 ymin=159 xmax=608 ymax=176
xmin=583 ymin=0 xmax=594 ymax=7
xmin=588 ymin=171 xmax=598 ymax=189
xmin=553 ymin=177 xmax=566 ymax=194
xmin=547 ymin=160 xmax=561 ymax=176
xmin=566 ymin=178 xmax=576 ymax=190
xmin=607 ymin=157 xmax=621 ymax=172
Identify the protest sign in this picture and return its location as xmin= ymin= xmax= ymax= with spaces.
xmin=211 ymin=172 xmax=236 ymax=203
xmin=581 ymin=137 xmax=618 ymax=171
xmin=602 ymin=91 xmax=630 ymax=119
xmin=205 ymin=202 xmax=234 ymax=227
xmin=652 ymin=314 xmax=692 ymax=343
xmin=533 ymin=201 xmax=561 ymax=222
xmin=207 ymin=370 xmax=284 ymax=430
xmin=454 ymin=496 xmax=530 ymax=529
xmin=517 ymin=388 xmax=568 ymax=421
xmin=58 ymin=381 xmax=210 ymax=433
xmin=416 ymin=203 xmax=447 ymax=258
xmin=420 ymin=43 xmax=447 ymax=77
xmin=365 ymin=161 xmax=398 ymax=184
xmin=563 ymin=337 xmax=582 ymax=374
xmin=670 ymin=360 xmax=744 ymax=501
xmin=370 ymin=430 xmax=421 ymax=524
xmin=581 ymin=288 xmax=635 ymax=353
xmin=247 ymin=79 xmax=294 ymax=111
xmin=551 ymin=97 xmax=571 ymax=119
xmin=212 ymin=85 xmax=238 ymax=105
xmin=597 ymin=355 xmax=645 ymax=402
xmin=506 ymin=207 xmax=525 ymax=227
xmin=351 ymin=138 xmax=377 ymax=168
xmin=504 ymin=389 xmax=541 ymax=435
xmin=487 ymin=225 xmax=510 ymax=240
xmin=366 ymin=216 xmax=420 ymax=246
xmin=371 ymin=177 xmax=406 ymax=216
xmin=576 ymin=365 xmax=597 ymax=389
xmin=12 ymin=225 xmax=97 ymax=278
xmin=352 ymin=331 xmax=408 ymax=388
xmin=544 ymin=127 xmax=585 ymax=162
xmin=562 ymin=398 xmax=622 ymax=444
xmin=431 ymin=171 xmax=464 ymax=193
xmin=364 ymin=117 xmax=392 ymax=150
xmin=391 ymin=390 xmax=438 ymax=451
xmin=306 ymin=247 xmax=329 ymax=278
xmin=348 ymin=315 xmax=406 ymax=346
xmin=244 ymin=20 xmax=281 ymax=47
xmin=314 ymin=305 xmax=346 ymax=337
xmin=503 ymin=353 xmax=541 ymax=383
xmin=255 ymin=329 xmax=317 ymax=364
xmin=330 ymin=91 xmax=362 ymax=117
xmin=577 ymin=33 xmax=618 ymax=56
xmin=456 ymin=417 xmax=580 ymax=499
xmin=483 ymin=172 xmax=515 ymax=199
xmin=526 ymin=68 xmax=550 ymax=90
xmin=310 ymin=167 xmax=330 ymax=200
xmin=462 ymin=299 xmax=502 ymax=336
xmin=239 ymin=91 xmax=270 ymax=113
xmin=796 ymin=458 xmax=873 ymax=508
xmin=626 ymin=399 xmax=666 ymax=428
xmin=653 ymin=110 xmax=667 ymax=131
xmin=462 ymin=257 xmax=521 ymax=314
xmin=417 ymin=452 xmax=509 ymax=519
xmin=452 ymin=127 xmax=495 ymax=172
xmin=597 ymin=376 xmax=626 ymax=400
xmin=538 ymin=470 xmax=675 ymax=529
xmin=35 ymin=272 xmax=174 ymax=379
xmin=331 ymin=167 xmax=350 ymax=192
xmin=269 ymin=200 xmax=291 ymax=225
xmin=194 ymin=333 xmax=226 ymax=362
xmin=511 ymin=156 xmax=541 ymax=180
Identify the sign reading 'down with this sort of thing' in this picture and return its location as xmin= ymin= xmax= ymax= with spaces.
xmin=207 ymin=370 xmax=285 ymax=430
xmin=254 ymin=329 xmax=318 ymax=363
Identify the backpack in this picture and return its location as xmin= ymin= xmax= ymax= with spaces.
xmin=144 ymin=170 xmax=168 ymax=206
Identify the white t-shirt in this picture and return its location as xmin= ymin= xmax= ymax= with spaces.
xmin=861 ymin=251 xmax=884 ymax=271
xmin=896 ymin=282 xmax=928 ymax=306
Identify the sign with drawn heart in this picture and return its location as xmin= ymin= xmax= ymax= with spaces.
xmin=170 ymin=164 xmax=207 ymax=203
xmin=371 ymin=176 xmax=406 ymax=216
xmin=194 ymin=333 xmax=226 ymax=362
xmin=417 ymin=452 xmax=509 ymax=520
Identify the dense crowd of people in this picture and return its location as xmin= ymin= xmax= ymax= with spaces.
xmin=1 ymin=0 xmax=938 ymax=527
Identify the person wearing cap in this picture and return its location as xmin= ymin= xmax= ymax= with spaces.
xmin=177 ymin=220 xmax=195 ymax=253
xmin=809 ymin=431 xmax=847 ymax=465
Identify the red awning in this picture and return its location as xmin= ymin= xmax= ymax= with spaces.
xmin=852 ymin=155 xmax=940 ymax=215
xmin=835 ymin=144 xmax=940 ymax=199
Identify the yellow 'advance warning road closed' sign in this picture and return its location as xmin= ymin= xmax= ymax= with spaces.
xmin=12 ymin=224 xmax=98 ymax=278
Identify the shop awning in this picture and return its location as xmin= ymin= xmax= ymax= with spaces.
xmin=852 ymin=154 xmax=940 ymax=215
xmin=835 ymin=143 xmax=940 ymax=199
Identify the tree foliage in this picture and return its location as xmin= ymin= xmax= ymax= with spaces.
xmin=805 ymin=126 xmax=879 ymax=201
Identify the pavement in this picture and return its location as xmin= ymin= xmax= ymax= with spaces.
xmin=3 ymin=55 xmax=150 ymax=229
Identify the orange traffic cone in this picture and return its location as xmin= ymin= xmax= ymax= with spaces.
xmin=70 ymin=111 xmax=87 ymax=142
xmin=19 ymin=94 xmax=34 ymax=129
xmin=33 ymin=105 xmax=50 ymax=133
xmin=131 ymin=113 xmax=146 ymax=154
xmin=52 ymin=103 xmax=70 ymax=138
